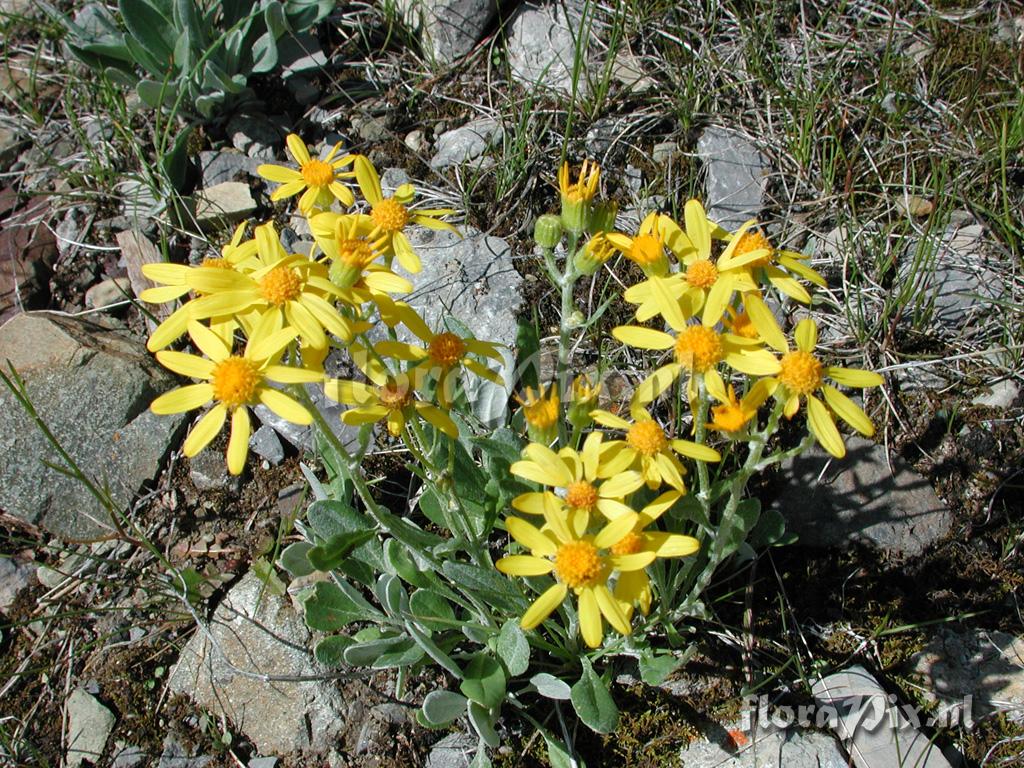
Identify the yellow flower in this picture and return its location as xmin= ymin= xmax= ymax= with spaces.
xmin=601 ymin=491 xmax=700 ymax=617
xmin=510 ymin=433 xmax=644 ymax=523
xmin=558 ymin=159 xmax=600 ymax=232
xmin=257 ymin=134 xmax=355 ymax=214
xmin=705 ymin=377 xmax=773 ymax=434
xmin=140 ymin=223 xmax=261 ymax=351
xmin=372 ymin=302 xmax=504 ymax=408
xmin=573 ymin=231 xmax=614 ymax=275
xmin=183 ymin=222 xmax=355 ymax=351
xmin=716 ymin=221 xmax=826 ymax=304
xmin=496 ymin=496 xmax=648 ymax=648
xmin=567 ymin=373 xmax=601 ymax=429
xmin=757 ymin=318 xmax=883 ymax=458
xmin=323 ymin=366 xmax=457 ymax=439
xmin=589 ymin=408 xmax=720 ymax=492
xmin=605 ymin=212 xmax=671 ymax=276
xmin=515 ymin=383 xmax=560 ymax=443
xmin=308 ymin=212 xmax=414 ymax=298
xmin=150 ymin=320 xmax=321 ymax=474
xmin=352 ymin=155 xmax=458 ymax=274
xmin=613 ymin=293 xmax=781 ymax=403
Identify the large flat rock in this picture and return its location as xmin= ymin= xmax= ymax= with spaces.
xmin=0 ymin=312 xmax=186 ymax=540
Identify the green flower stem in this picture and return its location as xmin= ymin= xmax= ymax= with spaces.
xmin=557 ymin=253 xmax=580 ymax=402
xmin=693 ymin=376 xmax=712 ymax=515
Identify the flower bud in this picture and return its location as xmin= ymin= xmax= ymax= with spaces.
xmin=567 ymin=374 xmax=601 ymax=430
xmin=587 ymin=200 xmax=618 ymax=234
xmin=516 ymin=384 xmax=560 ymax=444
xmin=534 ymin=214 xmax=563 ymax=249
xmin=574 ymin=233 xmax=613 ymax=275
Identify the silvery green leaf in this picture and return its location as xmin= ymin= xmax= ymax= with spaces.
xmin=459 ymin=654 xmax=505 ymax=709
xmin=530 ymin=672 xmax=571 ymax=700
xmin=119 ymin=0 xmax=174 ymax=61
xmin=251 ymin=32 xmax=278 ymax=73
xmin=405 ymin=622 xmax=462 ymax=678
xmin=301 ymin=581 xmax=367 ymax=630
xmin=421 ymin=690 xmax=468 ymax=726
xmin=570 ymin=658 xmax=618 ymax=734
xmin=408 ymin=589 xmax=455 ymax=631
xmin=314 ymin=635 xmax=354 ymax=667
xmin=467 ymin=702 xmax=499 ymax=749
xmin=496 ymin=621 xmax=529 ymax=677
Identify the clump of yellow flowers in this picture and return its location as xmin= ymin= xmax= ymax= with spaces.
xmin=143 ymin=134 xmax=495 ymax=474
xmin=499 ymin=160 xmax=882 ymax=649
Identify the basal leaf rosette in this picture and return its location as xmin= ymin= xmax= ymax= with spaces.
xmin=323 ymin=366 xmax=458 ymax=439
xmin=496 ymin=496 xmax=646 ymax=648
xmin=150 ymin=320 xmax=322 ymax=474
xmin=257 ymin=133 xmax=356 ymax=214
xmin=183 ymin=222 xmax=356 ymax=352
xmin=352 ymin=155 xmax=459 ymax=274
xmin=140 ymin=223 xmax=262 ymax=352
xmin=510 ymin=434 xmax=645 ymax=523
xmin=758 ymin=318 xmax=883 ymax=458
xmin=589 ymin=408 xmax=721 ymax=492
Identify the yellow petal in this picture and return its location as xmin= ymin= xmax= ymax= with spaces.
xmin=187 ymin=320 xmax=231 ymax=362
xmin=794 ymin=318 xmax=818 ymax=352
xmin=645 ymin=532 xmax=699 ymax=557
xmin=826 ymin=367 xmax=883 ymax=388
xmin=742 ymin=292 xmax=787 ymax=352
xmin=512 ymin=492 xmax=549 ymax=515
xmin=595 ymin=584 xmax=631 ymax=636
xmin=342 ymin=405 xmax=389 ymax=425
xmin=258 ymin=388 xmax=312 ymax=425
xmin=653 ymin=453 xmax=686 ymax=492
xmin=578 ymin=588 xmax=603 ymax=648
xmin=257 ymin=164 xmax=303 ymax=183
xmin=139 ymin=285 xmax=188 ymax=303
xmin=520 ymin=583 xmax=567 ymax=630
xmin=353 ymin=154 xmax=383 ymax=204
xmin=393 ymin=232 xmax=421 ymax=274
xmin=591 ymin=409 xmax=632 ymax=431
xmin=263 ymin=365 xmax=323 ymax=384
xmin=634 ymin=364 xmax=682 ymax=404
xmin=609 ymin=551 xmax=657 ymax=571
xmin=506 ymin=517 xmax=558 ymax=556
xmin=521 ymin=444 xmax=574 ymax=486
xmin=671 ymin=439 xmax=720 ymax=462
xmin=324 ymin=379 xmax=376 ymax=405
xmin=150 ymin=383 xmax=213 ymax=414
xmin=684 ymin=199 xmax=711 ymax=258
xmin=726 ymin=348 xmax=781 ymax=376
xmin=806 ymin=394 xmax=845 ymax=458
xmin=415 ymin=403 xmax=458 ymax=438
xmin=612 ymin=325 xmax=674 ymax=350
xmin=182 ymin=404 xmax=227 ymax=456
xmin=598 ymin=471 xmax=644 ymax=498
xmin=595 ymin=498 xmax=634 ymax=520
xmin=700 ymin=277 xmax=732 ymax=327
xmin=822 ymin=385 xmax=875 ymax=436
xmin=146 ymin=305 xmax=190 ymax=351
xmin=286 ymin=134 xmax=311 ymax=165
xmin=495 ymin=555 xmax=554 ymax=577
xmin=284 ymin=301 xmax=327 ymax=349
xmin=768 ymin=269 xmax=812 ymax=303
xmin=156 ymin=351 xmax=215 ymax=380
xmin=594 ymin=513 xmax=639 ymax=549
xmin=226 ymin=407 xmax=251 ymax=475
xmin=648 ymin=275 xmax=688 ymax=332
xmin=141 ymin=262 xmax=188 ymax=284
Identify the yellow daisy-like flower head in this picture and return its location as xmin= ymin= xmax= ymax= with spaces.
xmin=323 ymin=366 xmax=458 ymax=440
xmin=352 ymin=155 xmax=459 ymax=274
xmin=150 ymin=319 xmax=322 ymax=474
xmin=515 ymin=383 xmax=560 ymax=444
xmin=717 ymin=220 xmax=827 ymax=305
xmin=308 ymin=212 xmax=413 ymax=302
xmin=705 ymin=378 xmax=773 ymax=434
xmin=589 ymin=408 xmax=721 ymax=492
xmin=558 ymin=159 xmax=600 ymax=233
xmin=757 ymin=317 xmax=884 ymax=458
xmin=496 ymin=495 xmax=649 ymax=648
xmin=257 ymin=134 xmax=355 ymax=214
xmin=510 ymin=433 xmax=644 ymax=523
xmin=567 ymin=372 xmax=602 ymax=429
xmin=605 ymin=212 xmax=670 ymax=277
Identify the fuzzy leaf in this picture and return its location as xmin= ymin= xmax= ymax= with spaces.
xmin=570 ymin=658 xmax=618 ymax=734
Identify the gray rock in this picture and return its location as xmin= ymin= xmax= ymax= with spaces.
xmin=696 ymin=126 xmax=769 ymax=231
xmin=247 ymin=758 xmax=278 ymax=768
xmin=426 ymin=732 xmax=478 ymax=768
xmin=157 ymin=734 xmax=213 ymax=768
xmin=286 ymin=76 xmax=321 ymax=106
xmin=812 ymin=666 xmax=957 ymax=768
xmin=585 ymin=117 xmax=623 ymax=157
xmin=351 ymin=113 xmax=389 ymax=143
xmin=119 ymin=179 xmax=162 ymax=223
xmin=84 ymin=277 xmax=132 ymax=309
xmin=168 ymin=572 xmax=357 ymax=756
xmin=973 ymin=379 xmax=1019 ymax=408
xmin=392 ymin=226 xmax=523 ymax=427
xmin=652 ymin=141 xmax=678 ymax=165
xmin=188 ymin=449 xmax=242 ymax=492
xmin=506 ymin=3 xmax=587 ymax=96
xmin=380 ymin=168 xmax=411 ymax=195
xmin=111 ymin=742 xmax=147 ymax=768
xmin=399 ymin=0 xmax=497 ymax=65
xmin=910 ymin=629 xmax=1024 ymax=724
xmin=897 ymin=217 xmax=1006 ymax=337
xmin=680 ymin=719 xmax=847 ymax=768
xmin=0 ymin=312 xmax=187 ymax=540
xmin=356 ymin=703 xmax=412 ymax=754
xmin=776 ymin=437 xmax=951 ymax=557
xmin=405 ymin=129 xmax=428 ymax=154
xmin=250 ymin=425 xmax=285 ymax=465
xmin=610 ymin=50 xmax=657 ymax=92
xmin=66 ymin=688 xmax=115 ymax=768
xmin=0 ymin=125 xmax=27 ymax=170
xmin=227 ymin=114 xmax=286 ymax=158
xmin=0 ymin=557 xmax=36 ymax=612
xmin=429 ymin=118 xmax=503 ymax=170
xmin=199 ymin=150 xmax=261 ymax=188
xmin=195 ymin=182 xmax=257 ymax=228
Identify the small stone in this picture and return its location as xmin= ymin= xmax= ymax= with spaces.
xmin=897 ymin=193 xmax=934 ymax=217
xmin=696 ymin=126 xmax=769 ymax=231
xmin=249 ymin=425 xmax=285 ymax=465
xmin=66 ymin=688 xmax=115 ymax=768
xmin=111 ymin=742 xmax=147 ymax=768
xmin=399 ymin=0 xmax=497 ymax=65
xmin=157 ymin=734 xmax=213 ymax=768
xmin=380 ymin=168 xmax=411 ymax=195
xmin=776 ymin=437 xmax=952 ymax=557
xmin=651 ymin=141 xmax=678 ymax=165
xmin=227 ymin=114 xmax=285 ymax=157
xmin=585 ymin=117 xmax=622 ymax=156
xmin=195 ymin=182 xmax=257 ymax=228
xmin=973 ymin=379 xmax=1019 ymax=408
xmin=198 ymin=150 xmax=261 ymax=188
xmin=188 ymin=449 xmax=241 ymax=492
xmin=0 ymin=557 xmax=36 ymax=611
xmin=506 ymin=2 xmax=586 ymax=96
xmin=404 ymin=129 xmax=428 ymax=154
xmin=429 ymin=118 xmax=503 ymax=170
xmin=426 ymin=732 xmax=477 ymax=768
xmin=356 ymin=703 xmax=412 ymax=754
xmin=247 ymin=758 xmax=278 ymax=768
xmin=610 ymin=50 xmax=657 ymax=92
xmin=85 ymin=277 xmax=132 ymax=309
xmin=351 ymin=113 xmax=388 ymax=143
xmin=680 ymin=719 xmax=847 ymax=768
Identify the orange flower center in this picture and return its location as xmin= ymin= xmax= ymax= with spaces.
xmin=611 ymin=532 xmax=643 ymax=556
xmin=523 ymin=393 xmax=558 ymax=429
xmin=627 ymin=420 xmax=668 ymax=457
xmin=565 ymin=480 xmax=599 ymax=510
xmin=630 ymin=234 xmax=663 ymax=266
xmin=428 ymin=332 xmax=466 ymax=367
xmin=259 ymin=265 xmax=303 ymax=305
xmin=733 ymin=230 xmax=774 ymax=267
xmin=201 ymin=257 xmax=234 ymax=270
xmin=674 ymin=326 xmax=724 ymax=372
xmin=301 ymin=159 xmax=335 ymax=188
xmin=779 ymin=350 xmax=823 ymax=395
xmin=685 ymin=259 xmax=718 ymax=289
xmin=726 ymin=310 xmax=760 ymax=340
xmin=371 ymin=198 xmax=409 ymax=233
xmin=337 ymin=237 xmax=374 ymax=267
xmin=711 ymin=402 xmax=750 ymax=432
xmin=378 ymin=379 xmax=414 ymax=409
xmin=554 ymin=540 xmax=604 ymax=588
xmin=211 ymin=357 xmax=261 ymax=408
